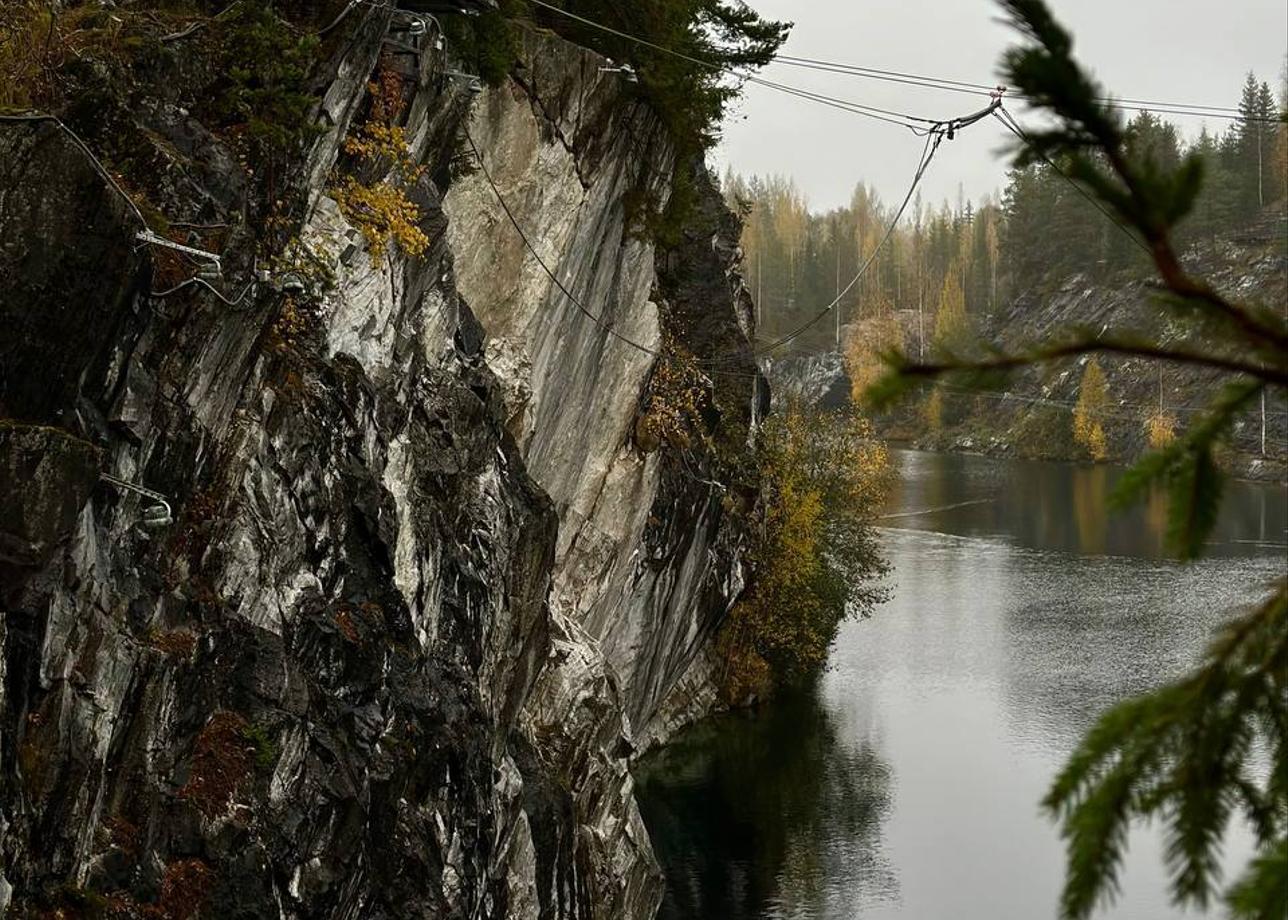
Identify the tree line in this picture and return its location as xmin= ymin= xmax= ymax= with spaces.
xmin=724 ymin=69 xmax=1288 ymax=358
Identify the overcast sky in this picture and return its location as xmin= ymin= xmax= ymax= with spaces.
xmin=712 ymin=0 xmax=1287 ymax=212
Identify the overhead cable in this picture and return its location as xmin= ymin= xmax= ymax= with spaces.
xmin=731 ymin=127 xmax=949 ymax=360
xmin=463 ymin=127 xmax=664 ymax=357
xmin=769 ymin=54 xmax=1273 ymax=122
xmin=702 ymin=100 xmax=1004 ymax=365
xmin=151 ymin=277 xmax=256 ymax=307
xmin=464 ymin=96 xmax=983 ymax=367
xmin=0 ymin=113 xmax=256 ymax=306
xmin=524 ymin=2 xmax=1276 ymax=124
xmin=0 ymin=113 xmax=148 ymax=228
xmin=524 ymin=0 xmax=935 ymax=133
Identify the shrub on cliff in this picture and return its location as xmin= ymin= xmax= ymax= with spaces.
xmin=330 ymin=65 xmax=430 ymax=266
xmin=718 ymin=405 xmax=891 ymax=703
xmin=208 ymin=2 xmax=321 ymax=163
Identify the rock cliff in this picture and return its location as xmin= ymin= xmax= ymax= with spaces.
xmin=922 ymin=211 xmax=1288 ymax=476
xmin=0 ymin=8 xmax=759 ymax=918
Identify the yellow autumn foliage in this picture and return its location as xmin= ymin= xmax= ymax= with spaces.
xmin=637 ymin=337 xmax=708 ymax=451
xmin=330 ymin=69 xmax=429 ymax=267
xmin=933 ymin=263 xmax=970 ymax=352
xmin=1145 ymin=410 xmax=1178 ymax=449
xmin=1073 ymin=358 xmax=1110 ymax=461
xmin=719 ymin=405 xmax=891 ymax=703
xmin=842 ymin=310 xmax=904 ymax=405
xmin=922 ymin=388 xmax=944 ymax=434
xmin=332 ymin=176 xmax=429 ymax=264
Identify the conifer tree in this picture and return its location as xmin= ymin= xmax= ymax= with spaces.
xmin=1235 ymin=73 xmax=1269 ymax=216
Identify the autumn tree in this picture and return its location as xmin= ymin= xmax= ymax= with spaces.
xmin=922 ymin=388 xmax=944 ymax=434
xmin=933 ymin=263 xmax=969 ymax=351
xmin=1144 ymin=409 xmax=1177 ymax=449
xmin=1144 ymin=369 xmax=1178 ymax=449
xmin=983 ymin=208 xmax=1001 ymax=310
xmin=1072 ymin=358 xmax=1109 ymax=460
xmin=719 ymin=406 xmax=891 ymax=702
xmin=842 ymin=302 xmax=904 ymax=404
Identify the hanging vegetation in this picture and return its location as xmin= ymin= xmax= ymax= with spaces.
xmin=718 ymin=406 xmax=891 ymax=703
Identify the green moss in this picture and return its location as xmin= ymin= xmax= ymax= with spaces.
xmin=241 ymin=721 xmax=279 ymax=770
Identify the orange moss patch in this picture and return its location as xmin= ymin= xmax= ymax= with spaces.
xmin=148 ymin=858 xmax=213 ymax=920
xmin=147 ymin=630 xmax=198 ymax=659
xmin=178 ymin=712 xmax=253 ymax=819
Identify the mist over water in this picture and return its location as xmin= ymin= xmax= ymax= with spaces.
xmin=636 ymin=449 xmax=1287 ymax=920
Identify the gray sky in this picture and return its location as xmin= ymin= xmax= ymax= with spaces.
xmin=712 ymin=0 xmax=1287 ymax=211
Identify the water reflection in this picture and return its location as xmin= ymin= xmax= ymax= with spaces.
xmin=883 ymin=449 xmax=1287 ymax=559
xmin=636 ymin=449 xmax=1287 ymax=920
xmin=635 ymin=688 xmax=898 ymax=920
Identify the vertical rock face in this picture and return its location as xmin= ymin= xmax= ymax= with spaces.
xmin=0 ymin=12 xmax=758 ymax=920
xmin=446 ymin=31 xmax=761 ymax=744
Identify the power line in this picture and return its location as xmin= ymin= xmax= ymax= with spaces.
xmin=0 ymin=113 xmax=263 ymax=308
xmin=463 ymin=99 xmax=983 ymax=368
xmin=524 ymin=0 xmax=936 ymax=133
xmin=525 ymin=1 xmax=1276 ymax=124
xmin=766 ymin=54 xmax=1273 ymax=123
xmin=152 ymin=277 xmax=256 ymax=307
xmin=737 ymin=130 xmax=948 ymax=360
xmin=463 ymin=127 xmax=666 ymax=358
xmin=0 ymin=113 xmax=148 ymax=228
xmin=707 ymin=99 xmax=1004 ymax=364
xmin=511 ymin=1 xmax=992 ymax=363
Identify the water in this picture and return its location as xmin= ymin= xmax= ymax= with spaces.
xmin=635 ymin=449 xmax=1287 ymax=920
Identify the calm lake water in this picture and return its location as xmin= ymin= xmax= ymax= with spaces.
xmin=635 ymin=448 xmax=1287 ymax=920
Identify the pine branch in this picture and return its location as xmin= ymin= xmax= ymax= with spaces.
xmin=866 ymin=339 xmax=1283 ymax=415
xmin=1043 ymin=584 xmax=1288 ymax=919
xmin=867 ymin=3 xmax=1288 ymax=915
xmin=1227 ymin=840 xmax=1288 ymax=920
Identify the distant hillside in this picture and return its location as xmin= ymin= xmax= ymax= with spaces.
xmin=917 ymin=206 xmax=1287 ymax=479
xmin=769 ymin=206 xmax=1288 ymax=481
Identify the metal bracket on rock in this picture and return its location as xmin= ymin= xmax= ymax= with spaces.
xmin=100 ymin=473 xmax=174 ymax=529
xmin=136 ymin=229 xmax=223 ymax=274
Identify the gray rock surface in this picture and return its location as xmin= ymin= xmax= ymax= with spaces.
xmin=764 ymin=351 xmax=851 ymax=410
xmin=922 ymin=220 xmax=1288 ymax=473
